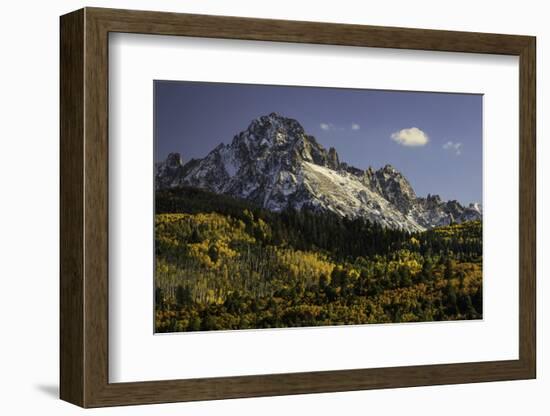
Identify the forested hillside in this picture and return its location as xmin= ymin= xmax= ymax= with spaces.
xmin=155 ymin=187 xmax=482 ymax=332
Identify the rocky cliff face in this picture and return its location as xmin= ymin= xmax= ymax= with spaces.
xmin=156 ymin=113 xmax=481 ymax=231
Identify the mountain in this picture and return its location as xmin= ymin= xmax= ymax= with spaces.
xmin=156 ymin=112 xmax=481 ymax=231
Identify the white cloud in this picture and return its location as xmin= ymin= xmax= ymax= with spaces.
xmin=390 ymin=127 xmax=429 ymax=147
xmin=320 ymin=122 xmax=361 ymax=132
xmin=443 ymin=140 xmax=463 ymax=156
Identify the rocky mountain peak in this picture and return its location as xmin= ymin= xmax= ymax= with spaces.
xmin=238 ymin=113 xmax=306 ymax=148
xmin=156 ymin=152 xmax=187 ymax=189
xmin=327 ymin=147 xmax=340 ymax=170
xmin=362 ymin=164 xmax=418 ymax=214
xmin=165 ymin=152 xmax=183 ymax=168
xmin=426 ymin=193 xmax=442 ymax=206
xmin=380 ymin=164 xmax=397 ymax=174
xmin=227 ymin=114 xmax=339 ymax=174
xmin=155 ymin=113 xmax=481 ymax=231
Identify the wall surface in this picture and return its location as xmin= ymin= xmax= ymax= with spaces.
xmin=0 ymin=0 xmax=546 ymax=414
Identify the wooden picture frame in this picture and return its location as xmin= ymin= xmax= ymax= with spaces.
xmin=60 ymin=7 xmax=536 ymax=408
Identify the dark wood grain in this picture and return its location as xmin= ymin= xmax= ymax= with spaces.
xmin=59 ymin=8 xmax=84 ymax=407
xmin=518 ymin=38 xmax=537 ymax=376
xmin=60 ymin=7 xmax=537 ymax=408
xmin=83 ymin=10 xmax=110 ymax=406
xmin=88 ymin=7 xmax=532 ymax=54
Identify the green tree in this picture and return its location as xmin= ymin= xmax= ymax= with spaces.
xmin=176 ymin=285 xmax=193 ymax=307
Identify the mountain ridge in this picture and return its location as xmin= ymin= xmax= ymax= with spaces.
xmin=156 ymin=112 xmax=481 ymax=231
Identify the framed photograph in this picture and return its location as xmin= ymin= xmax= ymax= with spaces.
xmin=60 ymin=7 xmax=536 ymax=408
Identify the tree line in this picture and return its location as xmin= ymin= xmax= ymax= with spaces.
xmin=155 ymin=186 xmax=482 ymax=332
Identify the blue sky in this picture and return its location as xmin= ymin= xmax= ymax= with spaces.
xmin=155 ymin=81 xmax=482 ymax=204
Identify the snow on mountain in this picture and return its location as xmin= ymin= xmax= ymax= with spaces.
xmin=156 ymin=113 xmax=481 ymax=231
